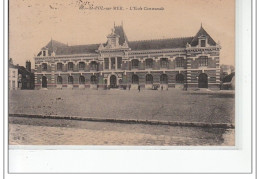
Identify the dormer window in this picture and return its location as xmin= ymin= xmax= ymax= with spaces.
xmin=199 ymin=35 xmax=207 ymax=47
xmin=201 ymin=40 xmax=206 ymax=47
xmin=43 ymin=51 xmax=46 ymax=56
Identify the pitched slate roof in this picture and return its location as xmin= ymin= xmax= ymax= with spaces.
xmin=55 ymin=44 xmax=99 ymax=55
xmin=190 ymin=26 xmax=217 ymax=46
xmin=128 ymin=37 xmax=194 ymax=51
xmin=37 ymin=25 xmax=217 ymax=56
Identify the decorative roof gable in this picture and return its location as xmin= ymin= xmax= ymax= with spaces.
xmin=190 ymin=25 xmax=217 ymax=46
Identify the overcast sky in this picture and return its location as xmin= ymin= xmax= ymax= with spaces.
xmin=9 ymin=0 xmax=235 ymax=67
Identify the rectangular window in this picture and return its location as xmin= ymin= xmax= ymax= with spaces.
xmin=117 ymin=57 xmax=122 ymax=69
xmin=68 ymin=62 xmax=73 ymax=70
xmin=201 ymin=40 xmax=206 ymax=47
xmin=176 ymin=58 xmax=184 ymax=67
xmin=160 ymin=58 xmax=169 ymax=68
xmin=42 ymin=63 xmax=47 ymax=71
xmin=104 ymin=58 xmax=109 ymax=69
xmin=57 ymin=63 xmax=62 ymax=71
xmin=146 ymin=59 xmax=153 ymax=68
xmin=111 ymin=57 xmax=115 ymax=69
xmin=43 ymin=51 xmax=46 ymax=56
xmin=79 ymin=62 xmax=85 ymax=70
xmin=199 ymin=56 xmax=208 ymax=66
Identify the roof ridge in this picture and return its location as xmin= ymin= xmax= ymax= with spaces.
xmin=129 ymin=36 xmax=194 ymax=43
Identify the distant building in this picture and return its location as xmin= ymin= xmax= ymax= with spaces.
xmin=17 ymin=61 xmax=35 ymax=90
xmin=9 ymin=58 xmax=18 ymax=90
xmin=34 ymin=24 xmax=221 ymax=90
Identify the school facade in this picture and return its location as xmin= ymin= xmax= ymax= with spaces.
xmin=34 ymin=24 xmax=221 ymax=90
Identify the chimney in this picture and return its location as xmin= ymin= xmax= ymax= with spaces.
xmin=26 ymin=60 xmax=31 ymax=72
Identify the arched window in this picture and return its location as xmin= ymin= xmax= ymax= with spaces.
xmin=160 ymin=58 xmax=169 ymax=68
xmin=90 ymin=61 xmax=98 ymax=71
xmin=79 ymin=76 xmax=85 ymax=84
xmin=146 ymin=74 xmax=153 ymax=84
xmin=68 ymin=76 xmax=74 ymax=84
xmin=42 ymin=63 xmax=47 ymax=71
xmin=57 ymin=63 xmax=62 ymax=71
xmin=68 ymin=62 xmax=74 ymax=71
xmin=176 ymin=74 xmax=184 ymax=83
xmin=132 ymin=59 xmax=139 ymax=69
xmin=176 ymin=57 xmax=185 ymax=67
xmin=132 ymin=74 xmax=139 ymax=84
xmin=199 ymin=56 xmax=208 ymax=66
xmin=90 ymin=75 xmax=97 ymax=84
xmin=79 ymin=62 xmax=85 ymax=70
xmin=57 ymin=76 xmax=62 ymax=84
xmin=160 ymin=74 xmax=168 ymax=84
xmin=145 ymin=59 xmax=153 ymax=68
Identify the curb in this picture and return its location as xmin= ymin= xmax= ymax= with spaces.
xmin=9 ymin=113 xmax=235 ymax=129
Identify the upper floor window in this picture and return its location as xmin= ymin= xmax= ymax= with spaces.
xmin=199 ymin=56 xmax=208 ymax=66
xmin=79 ymin=62 xmax=85 ymax=70
xmin=43 ymin=51 xmax=46 ymax=56
xmin=42 ymin=63 xmax=47 ymax=71
xmin=104 ymin=58 xmax=109 ymax=69
xmin=176 ymin=57 xmax=185 ymax=67
xmin=111 ymin=58 xmax=116 ymax=69
xmin=57 ymin=63 xmax=62 ymax=71
xmin=68 ymin=62 xmax=73 ymax=71
xmin=117 ymin=57 xmax=122 ymax=69
xmin=90 ymin=61 xmax=98 ymax=71
xmin=145 ymin=59 xmax=153 ymax=69
xmin=132 ymin=59 xmax=139 ymax=69
xmin=160 ymin=58 xmax=169 ymax=68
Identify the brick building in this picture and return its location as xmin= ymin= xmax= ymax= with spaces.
xmin=34 ymin=24 xmax=221 ymax=90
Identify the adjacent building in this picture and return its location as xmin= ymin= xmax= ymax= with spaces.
xmin=17 ymin=61 xmax=35 ymax=90
xmin=9 ymin=58 xmax=18 ymax=90
xmin=34 ymin=24 xmax=221 ymax=90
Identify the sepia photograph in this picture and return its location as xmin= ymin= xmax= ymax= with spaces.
xmin=8 ymin=0 xmax=235 ymax=146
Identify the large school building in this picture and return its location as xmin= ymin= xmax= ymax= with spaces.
xmin=34 ymin=24 xmax=221 ymax=90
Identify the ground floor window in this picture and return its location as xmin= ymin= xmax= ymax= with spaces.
xmin=160 ymin=74 xmax=168 ymax=84
xmin=79 ymin=76 xmax=85 ymax=84
xmin=68 ymin=76 xmax=73 ymax=84
xmin=91 ymin=75 xmax=97 ymax=84
xmin=176 ymin=73 xmax=184 ymax=83
xmin=57 ymin=76 xmax=62 ymax=84
xmin=146 ymin=74 xmax=153 ymax=84
xmin=132 ymin=74 xmax=139 ymax=84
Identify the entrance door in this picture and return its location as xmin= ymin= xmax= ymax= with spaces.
xmin=110 ymin=75 xmax=117 ymax=88
xmin=198 ymin=73 xmax=208 ymax=88
xmin=42 ymin=76 xmax=47 ymax=88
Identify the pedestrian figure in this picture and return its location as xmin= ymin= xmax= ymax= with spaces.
xmin=138 ymin=85 xmax=140 ymax=92
xmin=129 ymin=85 xmax=131 ymax=90
xmin=161 ymin=85 xmax=163 ymax=91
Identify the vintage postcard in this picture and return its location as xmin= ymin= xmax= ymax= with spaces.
xmin=8 ymin=0 xmax=235 ymax=147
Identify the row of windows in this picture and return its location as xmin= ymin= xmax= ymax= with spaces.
xmin=41 ymin=57 xmax=209 ymax=71
xmin=54 ymin=73 xmax=185 ymax=85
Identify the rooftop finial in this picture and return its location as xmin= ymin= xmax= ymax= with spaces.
xmin=201 ymin=22 xmax=203 ymax=28
xmin=114 ymin=21 xmax=115 ymax=27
